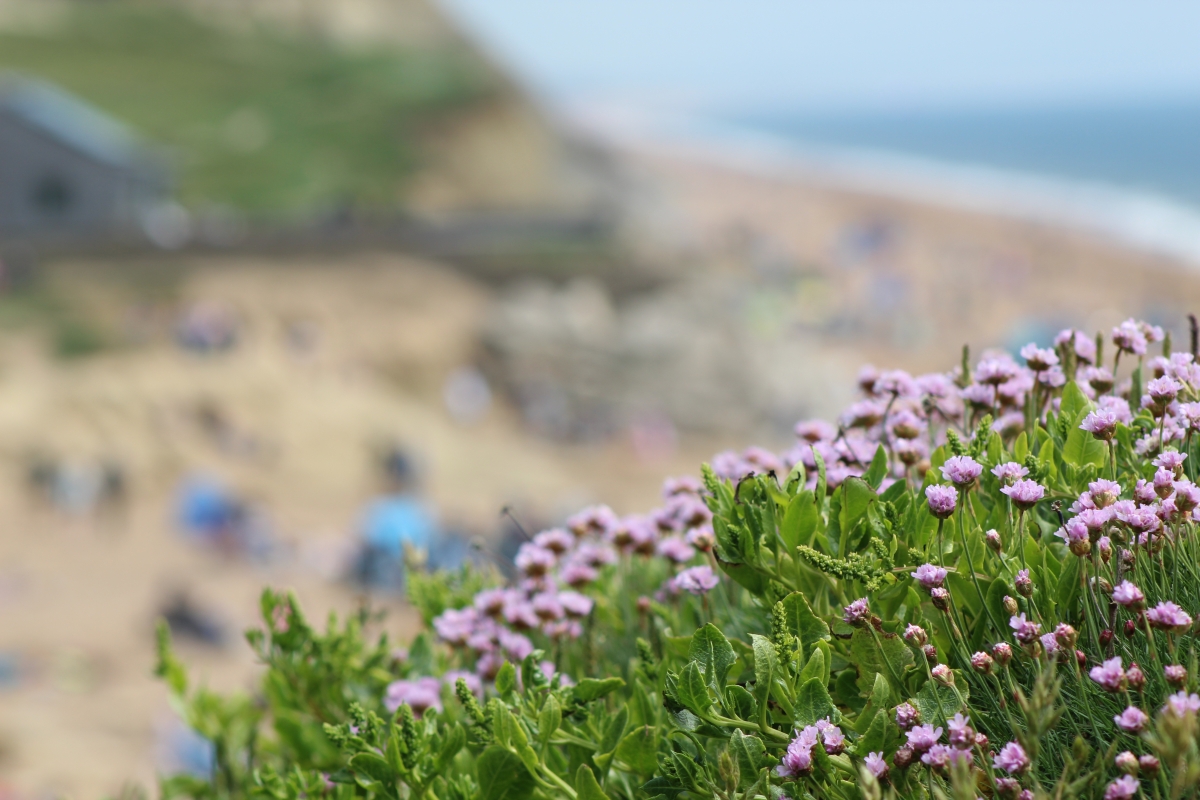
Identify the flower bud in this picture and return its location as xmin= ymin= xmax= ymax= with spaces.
xmin=1127 ymin=662 xmax=1147 ymax=691
xmin=1124 ymin=619 xmax=1137 ymax=638
xmin=1054 ymin=623 xmax=1078 ymax=649
xmin=930 ymin=587 xmax=951 ymax=612
xmin=894 ymin=702 xmax=920 ymax=730
xmin=1099 ymin=628 xmax=1114 ymax=648
xmin=994 ymin=777 xmax=1022 ymax=799
xmin=892 ymin=745 xmax=915 ymax=770
xmin=637 ymin=596 xmax=651 ymax=613
xmin=1076 ymin=650 xmax=1087 ymax=667
xmin=1069 ymin=537 xmax=1091 ymax=557
xmin=1165 ymin=665 xmax=1188 ymax=688
xmin=1115 ymin=751 xmax=1139 ymax=775
xmin=932 ymin=664 xmax=954 ymax=685
xmin=1092 ymin=577 xmax=1112 ymax=595
xmin=1139 ymin=755 xmax=1160 ymax=775
xmin=1015 ymin=572 xmax=1033 ymax=598
xmin=1003 ymin=595 xmax=1019 ymax=615
xmin=904 ymin=624 xmax=928 ymax=646
xmin=992 ymin=642 xmax=1013 ymax=666
xmin=974 ymin=733 xmax=989 ymax=751
xmin=922 ymin=644 xmax=938 ymax=664
xmin=971 ymin=651 xmax=994 ymax=674
xmin=985 ymin=529 xmax=1002 ymax=553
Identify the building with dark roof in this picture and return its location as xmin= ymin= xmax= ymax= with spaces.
xmin=0 ymin=74 xmax=169 ymax=237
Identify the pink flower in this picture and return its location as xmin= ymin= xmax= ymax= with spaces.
xmin=1089 ymin=479 xmax=1122 ymax=507
xmin=514 ymin=544 xmax=557 ymax=577
xmin=686 ymin=525 xmax=715 ymax=551
xmin=946 ymin=713 xmax=976 ymax=748
xmin=662 ymin=475 xmax=703 ymax=497
xmin=1020 ymin=343 xmax=1059 ymax=372
xmin=1090 ymin=657 xmax=1127 ymax=692
xmin=1147 ymin=376 xmax=1182 ymax=405
xmin=674 ymin=565 xmax=718 ymax=595
xmin=991 ymin=461 xmax=1029 ymax=485
xmin=443 ymin=670 xmax=483 ymax=698
xmin=925 ymin=485 xmax=957 ymax=518
xmin=557 ymin=591 xmax=594 ymax=617
xmin=1164 ymin=691 xmax=1200 ymax=717
xmin=1112 ymin=319 xmax=1147 ymax=356
xmin=1113 ymin=706 xmax=1149 ymax=733
xmin=531 ymin=592 xmax=565 ymax=621
xmin=656 ymin=536 xmax=695 ymax=563
xmin=843 ymin=598 xmax=871 ymax=625
xmin=384 ymin=677 xmax=442 ymax=716
xmin=912 ymin=563 xmax=947 ymax=589
xmin=776 ymin=727 xmax=819 ymax=778
xmin=905 ymin=724 xmax=943 ymax=753
xmin=433 ymin=607 xmax=478 ymax=645
xmin=992 ymin=741 xmax=1029 ymax=774
xmin=566 ymin=505 xmax=618 ymax=537
xmin=1155 ymin=449 xmax=1188 ymax=474
xmin=941 ymin=455 xmax=983 ymax=487
xmin=1080 ymin=409 xmax=1118 ymax=440
xmin=794 ymin=420 xmax=837 ymax=443
xmin=863 ymin=752 xmax=888 ymax=779
xmin=560 ymin=562 xmax=599 ymax=587
xmin=533 ymin=528 xmax=574 ymax=554
xmin=1001 ymin=479 xmax=1044 ymax=510
xmin=895 ymin=702 xmax=920 ymax=730
xmin=1105 ymin=775 xmax=1140 ymax=800
xmin=1010 ymin=613 xmax=1041 ymax=645
xmin=1147 ymin=601 xmax=1192 ymax=632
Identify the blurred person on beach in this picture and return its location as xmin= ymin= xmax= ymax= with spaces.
xmin=353 ymin=447 xmax=439 ymax=591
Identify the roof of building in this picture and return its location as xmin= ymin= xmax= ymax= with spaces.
xmin=0 ymin=73 xmax=145 ymax=169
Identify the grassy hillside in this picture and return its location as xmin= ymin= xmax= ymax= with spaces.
xmin=0 ymin=2 xmax=496 ymax=213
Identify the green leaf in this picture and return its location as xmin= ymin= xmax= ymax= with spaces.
xmin=1063 ymin=425 xmax=1107 ymax=469
xmin=794 ymin=677 xmax=835 ymax=728
xmin=615 ymin=726 xmax=658 ymax=774
xmin=728 ymin=730 xmax=765 ymax=785
xmin=863 ymin=444 xmax=889 ymax=488
xmin=1057 ymin=555 xmax=1082 ymax=616
xmin=798 ymin=646 xmax=825 ymax=686
xmin=724 ymin=684 xmax=757 ymax=721
xmin=813 ymin=448 xmax=828 ymax=502
xmin=856 ymin=707 xmax=891 ymax=756
xmin=436 ymin=726 xmax=466 ymax=772
xmin=780 ymin=592 xmax=830 ymax=647
xmin=349 ymin=753 xmax=395 ymax=786
xmin=914 ymin=680 xmax=965 ymax=728
xmin=750 ymin=634 xmax=777 ymax=700
xmin=478 ymin=747 xmax=535 ymax=800
xmin=495 ymin=661 xmax=517 ymax=696
xmin=850 ymin=629 xmax=914 ymax=695
xmin=781 ymin=490 xmax=819 ymax=551
xmin=1014 ymin=432 xmax=1029 ymax=463
xmin=690 ymin=623 xmax=736 ymax=689
xmin=1059 ymin=381 xmax=1093 ymax=427
xmin=572 ymin=677 xmax=626 ymax=703
xmin=538 ymin=695 xmax=562 ymax=746
xmin=675 ymin=662 xmax=712 ymax=716
xmin=839 ymin=477 xmax=877 ymax=540
xmin=598 ymin=706 xmax=629 ymax=756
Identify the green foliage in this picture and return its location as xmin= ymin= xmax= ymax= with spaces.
xmin=0 ymin=2 xmax=495 ymax=213
xmin=157 ymin=329 xmax=1200 ymax=800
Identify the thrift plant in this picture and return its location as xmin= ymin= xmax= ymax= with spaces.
xmin=159 ymin=317 xmax=1200 ymax=800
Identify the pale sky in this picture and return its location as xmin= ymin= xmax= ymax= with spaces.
xmin=436 ymin=1 xmax=1200 ymax=114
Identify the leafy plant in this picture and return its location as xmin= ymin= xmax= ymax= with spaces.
xmin=159 ymin=317 xmax=1200 ymax=799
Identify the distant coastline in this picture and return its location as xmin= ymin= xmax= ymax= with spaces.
xmin=566 ymin=103 xmax=1200 ymax=268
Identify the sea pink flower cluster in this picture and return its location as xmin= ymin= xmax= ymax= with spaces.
xmin=429 ymin=478 xmax=720 ymax=686
xmin=775 ymin=718 xmax=845 ymax=778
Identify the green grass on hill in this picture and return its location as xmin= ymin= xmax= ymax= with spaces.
xmin=0 ymin=3 xmax=496 ymax=214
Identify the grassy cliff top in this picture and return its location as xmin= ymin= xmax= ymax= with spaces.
xmin=0 ymin=2 xmax=497 ymax=214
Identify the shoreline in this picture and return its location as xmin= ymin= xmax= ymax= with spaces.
xmin=566 ymin=104 xmax=1200 ymax=270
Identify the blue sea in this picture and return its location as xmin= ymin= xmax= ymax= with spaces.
xmin=726 ymin=100 xmax=1200 ymax=210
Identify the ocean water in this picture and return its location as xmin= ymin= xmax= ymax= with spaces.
xmin=730 ymin=101 xmax=1200 ymax=209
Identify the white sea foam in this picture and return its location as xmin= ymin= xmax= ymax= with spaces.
xmin=565 ymin=101 xmax=1200 ymax=268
